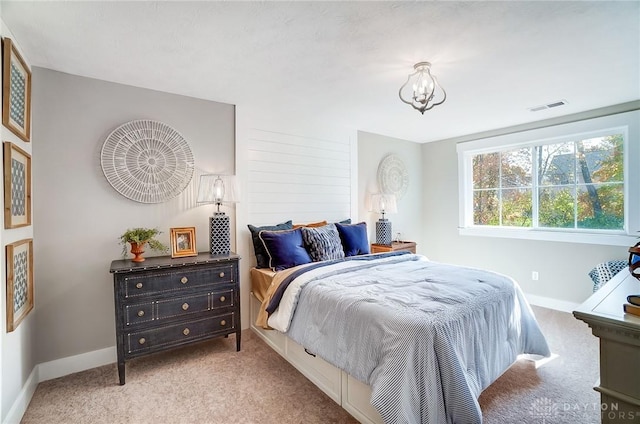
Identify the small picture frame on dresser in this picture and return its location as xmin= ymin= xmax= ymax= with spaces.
xmin=170 ymin=227 xmax=197 ymax=258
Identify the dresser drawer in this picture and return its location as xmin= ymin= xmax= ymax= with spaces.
xmin=209 ymin=289 xmax=235 ymax=310
xmin=124 ymin=302 xmax=156 ymax=326
xmin=124 ymin=289 xmax=235 ymax=326
xmin=123 ymin=264 xmax=234 ymax=299
xmin=125 ymin=312 xmax=235 ymax=355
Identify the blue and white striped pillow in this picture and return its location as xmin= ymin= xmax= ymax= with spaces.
xmin=301 ymin=223 xmax=345 ymax=262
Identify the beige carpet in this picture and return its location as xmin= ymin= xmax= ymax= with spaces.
xmin=21 ymin=306 xmax=599 ymax=424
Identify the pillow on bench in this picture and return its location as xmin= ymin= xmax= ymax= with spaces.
xmin=589 ymin=260 xmax=627 ymax=292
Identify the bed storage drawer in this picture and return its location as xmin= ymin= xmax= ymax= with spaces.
xmin=342 ymin=373 xmax=383 ymax=424
xmin=285 ymin=338 xmax=342 ymax=404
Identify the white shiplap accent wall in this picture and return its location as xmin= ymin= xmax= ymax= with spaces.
xmin=247 ymin=128 xmax=352 ymax=225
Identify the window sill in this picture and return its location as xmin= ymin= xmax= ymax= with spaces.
xmin=458 ymin=226 xmax=638 ymax=247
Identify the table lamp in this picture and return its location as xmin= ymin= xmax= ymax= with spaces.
xmin=370 ymin=193 xmax=397 ymax=245
xmin=197 ymin=174 xmax=238 ymax=255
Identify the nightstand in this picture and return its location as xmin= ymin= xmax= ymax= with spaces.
xmin=370 ymin=241 xmax=416 ymax=254
xmin=110 ymin=252 xmax=240 ymax=385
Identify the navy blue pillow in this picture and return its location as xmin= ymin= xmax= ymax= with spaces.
xmin=248 ymin=220 xmax=293 ymax=268
xmin=335 ymin=222 xmax=370 ymax=256
xmin=259 ymin=228 xmax=312 ymax=271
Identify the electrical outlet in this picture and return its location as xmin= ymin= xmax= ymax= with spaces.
xmin=532 ymin=271 xmax=539 ymax=281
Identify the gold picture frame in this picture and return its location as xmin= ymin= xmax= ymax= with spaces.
xmin=2 ymin=38 xmax=31 ymax=142
xmin=6 ymin=238 xmax=34 ymax=332
xmin=170 ymin=227 xmax=197 ymax=258
xmin=3 ymin=142 xmax=31 ymax=229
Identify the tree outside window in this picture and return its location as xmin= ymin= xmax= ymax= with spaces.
xmin=471 ymin=133 xmax=624 ymax=231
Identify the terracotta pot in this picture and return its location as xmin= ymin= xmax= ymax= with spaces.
xmin=129 ymin=241 xmax=147 ymax=263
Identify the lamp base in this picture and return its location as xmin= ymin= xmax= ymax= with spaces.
xmin=210 ymin=212 xmax=230 ymax=255
xmin=375 ymin=219 xmax=392 ymax=245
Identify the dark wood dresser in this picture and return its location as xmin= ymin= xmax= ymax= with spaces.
xmin=110 ymin=252 xmax=240 ymax=385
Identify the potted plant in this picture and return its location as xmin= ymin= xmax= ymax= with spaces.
xmin=119 ymin=227 xmax=169 ymax=262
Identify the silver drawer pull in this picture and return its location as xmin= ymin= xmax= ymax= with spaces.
xmin=137 ymin=310 xmax=145 ymax=317
xmin=183 ymin=328 xmax=190 ymax=336
xmin=220 ymin=320 xmax=226 ymax=326
xmin=136 ymin=282 xmax=143 ymax=289
xmin=180 ymin=277 xmax=188 ymax=284
xmin=219 ymin=272 xmax=225 ymax=278
xmin=219 ymin=296 xmax=226 ymax=302
xmin=182 ymin=303 xmax=189 ymax=311
xmin=139 ymin=338 xmax=146 ymax=345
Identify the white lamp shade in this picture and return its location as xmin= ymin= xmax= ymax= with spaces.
xmin=197 ymin=174 xmax=239 ymax=204
xmin=370 ymin=193 xmax=397 ymax=214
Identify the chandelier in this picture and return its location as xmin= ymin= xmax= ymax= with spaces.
xmin=398 ymin=62 xmax=446 ymax=114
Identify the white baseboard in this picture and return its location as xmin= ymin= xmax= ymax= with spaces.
xmin=524 ymin=292 xmax=580 ymax=313
xmin=38 ymin=346 xmax=116 ymax=382
xmin=3 ymin=367 xmax=38 ymax=424
xmin=4 ymin=346 xmax=117 ymax=424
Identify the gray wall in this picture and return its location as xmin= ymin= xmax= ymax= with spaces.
xmin=357 ymin=131 xmax=423 ymax=253
xmin=420 ymin=109 xmax=635 ymax=305
xmin=31 ymin=68 xmax=235 ymax=364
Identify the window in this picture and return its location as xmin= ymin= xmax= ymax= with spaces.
xmin=457 ymin=110 xmax=639 ymax=246
xmin=473 ymin=147 xmax=533 ymax=227
xmin=472 ymin=135 xmax=624 ymax=230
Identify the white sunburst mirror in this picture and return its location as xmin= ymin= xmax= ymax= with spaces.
xmin=100 ymin=120 xmax=195 ymax=203
xmin=377 ymin=154 xmax=409 ymax=200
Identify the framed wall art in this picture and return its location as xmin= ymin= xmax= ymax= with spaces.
xmin=170 ymin=227 xmax=197 ymax=258
xmin=3 ymin=142 xmax=31 ymax=228
xmin=2 ymin=38 xmax=31 ymax=142
xmin=6 ymin=238 xmax=33 ymax=332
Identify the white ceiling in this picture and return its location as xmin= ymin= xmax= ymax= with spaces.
xmin=2 ymin=1 xmax=639 ymax=143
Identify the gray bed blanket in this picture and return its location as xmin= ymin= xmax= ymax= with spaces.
xmin=274 ymin=254 xmax=550 ymax=424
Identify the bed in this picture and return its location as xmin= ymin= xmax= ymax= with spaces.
xmin=247 ymin=221 xmax=550 ymax=423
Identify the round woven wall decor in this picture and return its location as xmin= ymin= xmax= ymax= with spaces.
xmin=100 ymin=120 xmax=194 ymax=204
xmin=377 ymin=154 xmax=409 ymax=200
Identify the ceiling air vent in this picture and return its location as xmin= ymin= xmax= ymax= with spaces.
xmin=528 ymin=99 xmax=568 ymax=112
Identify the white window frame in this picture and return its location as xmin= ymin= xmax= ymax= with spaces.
xmin=457 ymin=110 xmax=639 ymax=246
